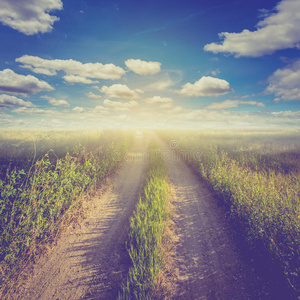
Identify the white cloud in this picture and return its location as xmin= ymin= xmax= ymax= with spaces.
xmin=0 ymin=0 xmax=63 ymax=35
xmin=144 ymin=96 xmax=173 ymax=104
xmin=72 ymin=107 xmax=86 ymax=113
xmin=42 ymin=95 xmax=70 ymax=107
xmin=116 ymin=114 xmax=129 ymax=121
xmin=0 ymin=69 xmax=53 ymax=95
xmin=0 ymin=113 xmax=14 ymax=126
xmin=22 ymin=66 xmax=57 ymax=76
xmin=204 ymin=0 xmax=300 ymax=57
xmin=16 ymin=55 xmax=126 ymax=80
xmin=125 ymin=59 xmax=161 ymax=75
xmin=271 ymin=110 xmax=300 ymax=117
xmin=146 ymin=78 xmax=173 ymax=90
xmin=160 ymin=103 xmax=174 ymax=109
xmin=0 ymin=94 xmax=35 ymax=107
xmin=50 ymin=119 xmax=63 ymax=127
xmin=265 ymin=59 xmax=300 ymax=101
xmin=135 ymin=89 xmax=144 ymax=94
xmin=63 ymin=75 xmax=99 ymax=84
xmin=93 ymin=105 xmax=110 ymax=114
xmin=103 ymin=99 xmax=138 ymax=111
xmin=169 ymin=105 xmax=187 ymax=114
xmin=211 ymin=68 xmax=220 ymax=76
xmin=205 ymin=99 xmax=265 ymax=110
xmin=12 ymin=107 xmax=55 ymax=114
xmin=177 ymin=76 xmax=233 ymax=97
xmin=92 ymin=86 xmax=101 ymax=91
xmin=87 ymin=92 xmax=102 ymax=99
xmin=100 ymin=84 xmax=141 ymax=99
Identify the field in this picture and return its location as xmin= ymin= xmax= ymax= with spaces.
xmin=0 ymin=129 xmax=299 ymax=299
xmin=0 ymin=129 xmax=133 ymax=294
xmin=160 ymin=129 xmax=300 ymax=294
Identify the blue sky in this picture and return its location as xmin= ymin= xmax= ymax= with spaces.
xmin=0 ymin=0 xmax=300 ymax=129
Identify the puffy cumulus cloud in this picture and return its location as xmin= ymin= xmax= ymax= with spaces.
xmin=63 ymin=75 xmax=99 ymax=84
xmin=0 ymin=94 xmax=35 ymax=107
xmin=103 ymin=99 xmax=139 ymax=111
xmin=177 ymin=76 xmax=233 ymax=97
xmin=144 ymin=96 xmax=173 ymax=104
xmin=42 ymin=95 xmax=70 ymax=107
xmin=204 ymin=0 xmax=300 ymax=57
xmin=0 ymin=0 xmax=62 ymax=35
xmin=205 ymin=99 xmax=265 ymax=110
xmin=87 ymin=92 xmax=102 ymax=99
xmin=265 ymin=59 xmax=300 ymax=101
xmin=16 ymin=55 xmax=126 ymax=80
xmin=0 ymin=69 xmax=53 ymax=95
xmin=100 ymin=84 xmax=142 ymax=99
xmin=125 ymin=59 xmax=161 ymax=75
xmin=72 ymin=107 xmax=86 ymax=113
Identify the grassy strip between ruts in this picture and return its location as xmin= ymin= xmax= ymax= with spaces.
xmin=118 ymin=144 xmax=174 ymax=300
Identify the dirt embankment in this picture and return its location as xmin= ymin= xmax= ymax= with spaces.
xmin=9 ymin=134 xmax=149 ymax=300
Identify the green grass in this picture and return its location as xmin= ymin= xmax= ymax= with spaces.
xmin=0 ymin=130 xmax=133 ymax=294
xmin=119 ymin=144 xmax=172 ymax=300
xmin=161 ymin=129 xmax=300 ymax=295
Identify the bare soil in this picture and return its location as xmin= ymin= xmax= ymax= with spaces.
xmin=9 ymin=134 xmax=149 ymax=300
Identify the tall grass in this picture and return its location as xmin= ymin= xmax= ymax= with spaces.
xmin=0 ymin=130 xmax=133 ymax=293
xmin=161 ymin=130 xmax=300 ymax=295
xmin=119 ymin=144 xmax=172 ymax=300
xmin=0 ymin=129 xmax=113 ymax=178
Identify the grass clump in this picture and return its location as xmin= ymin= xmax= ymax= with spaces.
xmin=119 ymin=144 xmax=172 ymax=300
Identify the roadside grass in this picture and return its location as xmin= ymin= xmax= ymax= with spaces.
xmin=0 ymin=129 xmax=116 ymax=179
xmin=161 ymin=130 xmax=300 ymax=296
xmin=119 ymin=144 xmax=174 ymax=300
xmin=0 ymin=130 xmax=133 ymax=296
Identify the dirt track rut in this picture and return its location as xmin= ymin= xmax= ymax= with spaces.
xmin=156 ymin=135 xmax=288 ymax=299
xmin=11 ymin=135 xmax=149 ymax=300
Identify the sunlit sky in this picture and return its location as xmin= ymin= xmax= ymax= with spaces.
xmin=0 ymin=0 xmax=300 ymax=129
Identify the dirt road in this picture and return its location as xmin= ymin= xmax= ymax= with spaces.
xmin=156 ymin=135 xmax=289 ymax=300
xmin=10 ymin=134 xmax=149 ymax=300
xmin=9 ymin=132 xmax=290 ymax=299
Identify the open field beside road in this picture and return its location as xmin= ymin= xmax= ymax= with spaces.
xmin=0 ymin=129 xmax=298 ymax=299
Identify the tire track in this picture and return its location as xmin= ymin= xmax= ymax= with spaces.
xmin=11 ymin=134 xmax=149 ymax=300
xmin=156 ymin=134 xmax=281 ymax=300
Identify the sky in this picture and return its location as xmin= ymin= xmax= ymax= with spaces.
xmin=0 ymin=0 xmax=300 ymax=129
